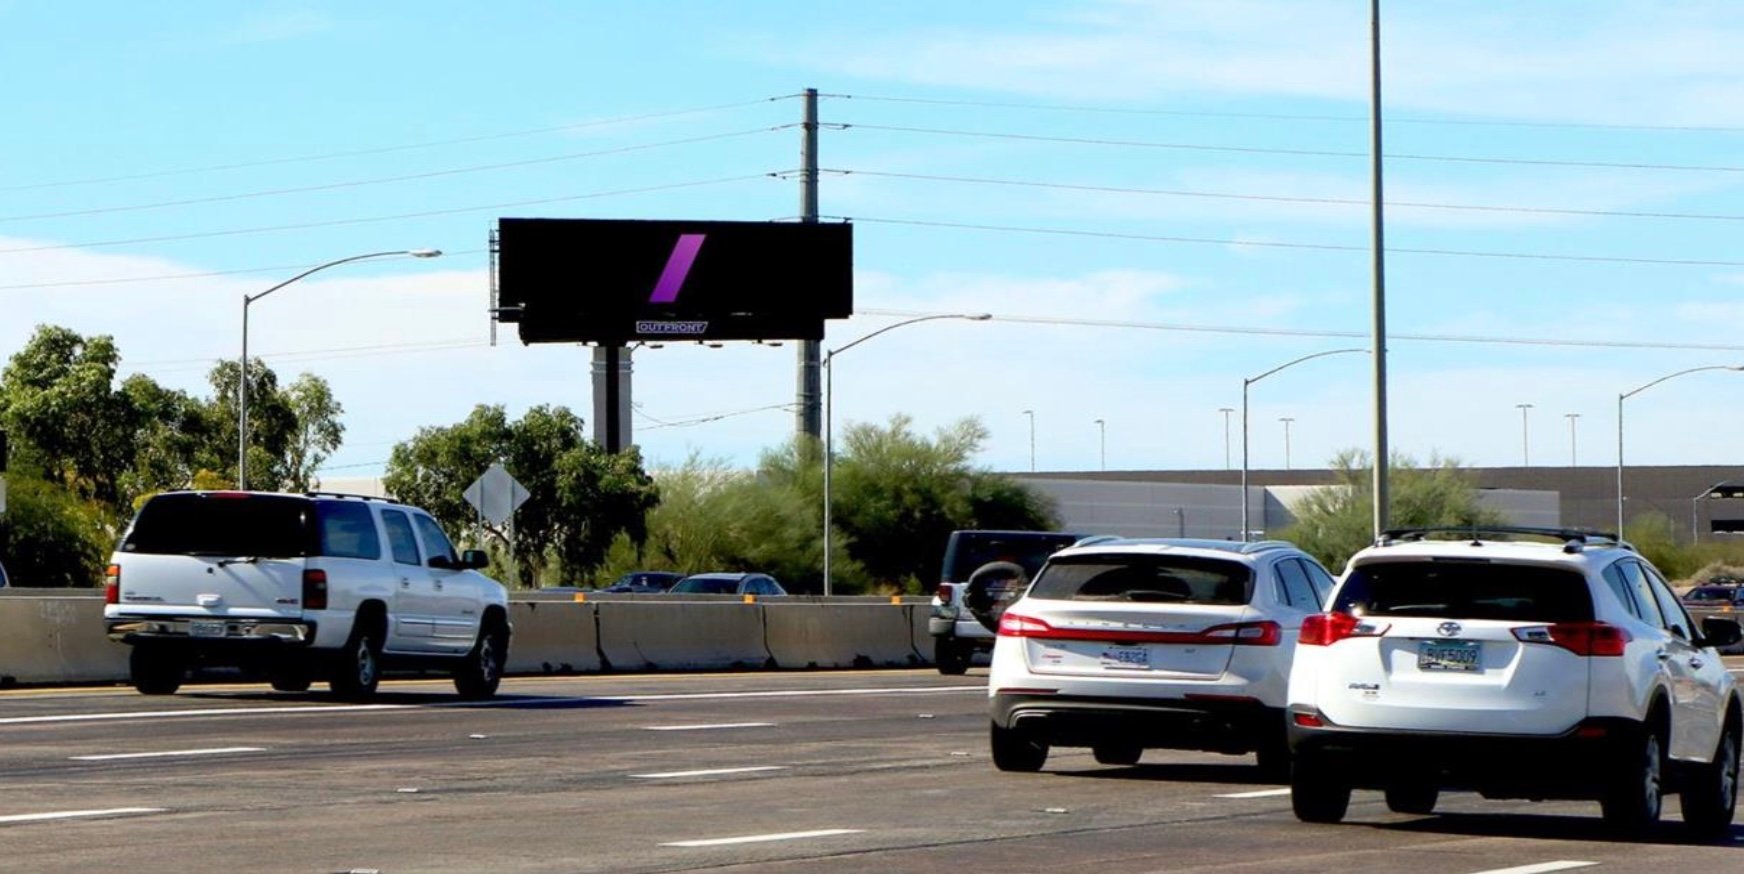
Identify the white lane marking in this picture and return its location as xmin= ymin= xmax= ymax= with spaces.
xmin=1215 ymin=788 xmax=1292 ymax=799
xmin=71 ymin=746 xmax=265 ymax=761
xmin=631 ymin=766 xmax=787 ymax=779
xmin=0 ymin=685 xmax=982 ymax=728
xmin=663 ymin=828 xmax=863 ymax=848
xmin=0 ymin=807 xmax=165 ymax=825
xmin=645 ymin=722 xmax=775 ymax=732
xmin=1465 ymin=862 xmax=1598 ymax=874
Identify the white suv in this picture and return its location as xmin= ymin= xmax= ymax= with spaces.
xmin=1288 ymin=527 xmax=1742 ymax=837
xmin=104 ymin=491 xmax=512 ymax=700
xmin=988 ymin=538 xmax=1337 ymax=776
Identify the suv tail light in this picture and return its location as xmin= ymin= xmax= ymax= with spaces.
xmin=997 ymin=612 xmax=1054 ymax=637
xmin=302 ymin=569 xmax=329 ymax=610
xmin=104 ymin=564 xmax=120 ymax=604
xmin=1200 ymin=620 xmax=1282 ymax=646
xmin=935 ymin=582 xmax=955 ymax=603
xmin=1513 ymin=621 xmax=1629 ymax=657
xmin=1299 ymin=612 xmax=1390 ymax=646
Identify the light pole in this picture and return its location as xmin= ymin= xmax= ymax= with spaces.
xmin=1515 ymin=403 xmax=1534 ymax=466
xmin=1022 ymin=409 xmax=1036 ymax=472
xmin=1242 ymin=348 xmax=1366 ymax=541
xmin=822 ymin=313 xmax=991 ymax=595
xmin=1564 ymin=413 xmax=1580 ymax=466
xmin=1093 ymin=418 xmax=1106 ymax=471
xmin=1218 ymin=407 xmax=1234 ymax=470
xmin=1616 ymin=364 xmax=1744 ymax=535
xmin=1279 ymin=417 xmax=1296 ymax=470
xmin=238 ymin=248 xmax=441 ymax=490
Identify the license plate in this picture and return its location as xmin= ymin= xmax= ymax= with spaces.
xmin=1418 ymin=640 xmax=1481 ymax=672
xmin=188 ymin=619 xmax=227 ymax=638
xmin=1100 ymin=644 xmax=1150 ymax=670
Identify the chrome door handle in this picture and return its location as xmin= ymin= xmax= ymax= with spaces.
xmin=1690 ymin=657 xmax=1705 ymax=669
xmin=433 ymin=581 xmax=444 ymax=591
xmin=400 ymin=578 xmax=411 ymax=588
xmin=1657 ymin=651 xmax=1673 ymax=661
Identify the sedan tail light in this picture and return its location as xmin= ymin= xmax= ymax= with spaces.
xmin=1513 ymin=621 xmax=1629 ymax=657
xmin=1199 ymin=620 xmax=1283 ymax=646
xmin=997 ymin=612 xmax=1054 ymax=637
xmin=1299 ymin=612 xmax=1390 ymax=646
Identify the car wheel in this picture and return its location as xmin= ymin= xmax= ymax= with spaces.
xmin=1093 ymin=743 xmax=1143 ymax=766
xmin=269 ymin=667 xmax=312 ymax=693
xmin=129 ymin=646 xmax=183 ymax=696
xmin=935 ymin=639 xmax=971 ymax=676
xmin=1291 ymin=751 xmax=1352 ymax=824
xmin=990 ymin=721 xmax=1048 ymax=772
xmin=329 ymin=624 xmax=382 ymax=701
xmin=1384 ymin=781 xmax=1439 ymax=815
xmin=454 ymin=622 xmax=508 ymax=700
xmin=1601 ymin=722 xmax=1665 ymax=833
xmin=1681 ymin=720 xmax=1740 ymax=838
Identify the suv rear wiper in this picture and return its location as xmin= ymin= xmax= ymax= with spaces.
xmin=1123 ymin=590 xmax=1189 ymax=602
xmin=215 ymin=556 xmax=260 ymax=567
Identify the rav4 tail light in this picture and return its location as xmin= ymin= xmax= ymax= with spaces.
xmin=302 ymin=569 xmax=329 ymax=611
xmin=934 ymin=582 xmax=956 ymax=602
xmin=1299 ymin=612 xmax=1390 ymax=646
xmin=1512 ymin=621 xmax=1629 ymax=657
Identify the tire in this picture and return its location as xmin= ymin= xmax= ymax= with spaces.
xmin=990 ymin=721 xmax=1048 ymax=772
xmin=1384 ymin=782 xmax=1439 ymax=815
xmin=1681 ymin=721 xmax=1740 ymax=839
xmin=935 ymin=638 xmax=971 ymax=676
xmin=1291 ymin=751 xmax=1352 ymax=824
xmin=129 ymin=646 xmax=183 ymax=696
xmin=1093 ymin=743 xmax=1143 ymax=766
xmin=269 ymin=668 xmax=313 ymax=693
xmin=329 ymin=623 xmax=383 ymax=701
xmin=1601 ymin=723 xmax=1666 ymax=833
xmin=454 ymin=622 xmax=508 ymax=700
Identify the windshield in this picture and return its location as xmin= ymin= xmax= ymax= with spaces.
xmin=1027 ymin=554 xmax=1254 ymax=604
xmin=1335 ymin=561 xmax=1593 ymax=623
xmin=121 ymin=493 xmax=313 ymax=558
xmin=941 ymin=532 xmax=1085 ymax=583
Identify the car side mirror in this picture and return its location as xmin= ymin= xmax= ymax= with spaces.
xmin=460 ymin=549 xmax=490 ymax=570
xmin=1699 ymin=616 xmax=1742 ymax=650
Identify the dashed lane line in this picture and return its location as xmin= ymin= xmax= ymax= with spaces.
xmin=1464 ymin=863 xmax=1597 ymax=874
xmin=1214 ymin=788 xmax=1291 ymax=799
xmin=630 ymin=766 xmax=787 ymax=779
xmin=644 ymin=722 xmax=775 ymax=732
xmin=662 ymin=829 xmax=864 ymax=848
xmin=0 ymin=808 xmax=166 ymax=825
xmin=70 ymin=746 xmax=266 ymax=761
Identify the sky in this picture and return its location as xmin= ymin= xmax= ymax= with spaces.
xmin=6 ymin=0 xmax=1744 ymax=480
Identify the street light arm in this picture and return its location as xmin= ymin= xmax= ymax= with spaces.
xmin=1246 ymin=347 xmax=1368 ymax=386
xmin=246 ymin=249 xmax=439 ymax=305
xmin=826 ymin=313 xmax=991 ymax=361
xmin=1622 ymin=364 xmax=1744 ymax=401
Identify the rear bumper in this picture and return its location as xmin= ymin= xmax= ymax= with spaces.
xmin=992 ymin=692 xmax=1284 ymax=753
xmin=1288 ymin=714 xmax=1644 ymax=797
xmin=928 ymin=614 xmax=995 ymax=645
xmin=107 ymin=616 xmax=317 ymax=650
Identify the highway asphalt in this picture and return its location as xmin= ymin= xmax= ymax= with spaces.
xmin=1 ymin=665 xmax=1742 ymax=873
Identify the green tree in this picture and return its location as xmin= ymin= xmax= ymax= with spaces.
xmin=0 ymin=473 xmax=111 ymax=587
xmin=1280 ymin=449 xmax=1505 ymax=571
xmin=205 ymin=358 xmax=300 ymax=491
xmin=282 ymin=374 xmax=345 ymax=491
xmin=0 ymin=326 xmax=139 ymax=510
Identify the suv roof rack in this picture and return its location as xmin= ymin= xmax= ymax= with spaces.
xmin=1379 ymin=525 xmax=1632 ymax=554
xmin=1069 ymin=537 xmax=1299 ymax=556
xmin=303 ymin=491 xmax=402 ymax=505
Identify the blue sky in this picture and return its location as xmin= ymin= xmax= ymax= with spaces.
xmin=5 ymin=1 xmax=1744 ymax=479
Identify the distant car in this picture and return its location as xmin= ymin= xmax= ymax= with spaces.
xmin=668 ymin=573 xmax=787 ymax=597
xmin=1682 ymin=584 xmax=1744 ymax=607
xmin=600 ymin=571 xmax=683 ymax=594
xmin=0 ymin=560 xmax=9 ymax=588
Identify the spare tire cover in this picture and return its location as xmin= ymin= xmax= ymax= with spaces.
xmin=964 ymin=560 xmax=1031 ymax=633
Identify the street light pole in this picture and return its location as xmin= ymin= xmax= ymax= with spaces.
xmin=1218 ymin=407 xmax=1234 ymax=470
xmin=1515 ymin=403 xmax=1534 ymax=466
xmin=1094 ymin=418 xmax=1106 ymax=471
xmin=1241 ymin=348 xmax=1366 ymax=541
xmin=1280 ymin=417 xmax=1296 ymax=470
xmin=1616 ymin=364 xmax=1744 ymax=535
xmin=1022 ymin=410 xmax=1036 ymax=472
xmin=822 ymin=313 xmax=991 ymax=595
xmin=1564 ymin=413 xmax=1580 ymax=466
xmin=238 ymin=248 xmax=441 ymax=490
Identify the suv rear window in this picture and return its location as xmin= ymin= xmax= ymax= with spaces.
xmin=1334 ymin=560 xmax=1593 ymax=622
xmin=1027 ymin=554 xmax=1254 ymax=605
xmin=122 ymin=493 xmax=313 ymax=557
xmin=941 ymin=531 xmax=1085 ymax=583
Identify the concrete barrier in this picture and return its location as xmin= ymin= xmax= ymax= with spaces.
xmin=763 ymin=602 xmax=927 ymax=669
xmin=595 ymin=601 xmax=771 ymax=671
xmin=0 ymin=597 xmax=127 ymax=685
xmin=504 ymin=601 xmax=603 ymax=674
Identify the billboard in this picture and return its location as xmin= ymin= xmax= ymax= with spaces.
xmin=494 ymin=218 xmax=853 ymax=344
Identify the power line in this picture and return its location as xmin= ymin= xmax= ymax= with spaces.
xmin=842 ymin=122 xmax=1744 ymax=174
xmin=0 ymin=174 xmax=773 ymax=256
xmin=0 ymin=95 xmax=796 ymax=194
xmin=0 ymin=128 xmax=778 ymax=224
xmin=829 ymin=215 xmax=1744 ymax=268
xmin=834 ymin=169 xmax=1744 ymax=223
xmin=828 ymin=92 xmax=1744 ymax=134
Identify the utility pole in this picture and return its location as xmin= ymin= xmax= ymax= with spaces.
xmin=1369 ymin=0 xmax=1391 ymax=537
xmin=1218 ymin=407 xmax=1233 ymax=470
xmin=1280 ymin=417 xmax=1296 ymax=470
xmin=1565 ymin=412 xmax=1580 ymax=466
xmin=1516 ymin=403 xmax=1533 ymax=466
xmin=795 ymin=87 xmax=822 ymax=440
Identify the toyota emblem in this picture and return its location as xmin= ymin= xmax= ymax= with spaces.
xmin=1436 ymin=621 xmax=1463 ymax=638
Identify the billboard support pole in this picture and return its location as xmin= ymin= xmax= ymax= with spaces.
xmin=592 ymin=345 xmax=632 ymax=453
xmin=796 ymin=87 xmax=823 ymax=441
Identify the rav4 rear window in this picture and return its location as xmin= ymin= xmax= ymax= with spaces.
xmin=1027 ymin=554 xmax=1253 ymax=604
xmin=121 ymin=493 xmax=313 ymax=558
xmin=1334 ymin=561 xmax=1593 ymax=622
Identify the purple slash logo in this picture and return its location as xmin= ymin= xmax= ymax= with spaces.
xmin=648 ymin=233 xmax=706 ymax=304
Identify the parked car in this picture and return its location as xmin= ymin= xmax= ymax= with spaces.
xmin=988 ymin=537 xmax=1338 ymax=777
xmin=1288 ymin=526 xmax=1742 ymax=837
xmin=104 ymin=491 xmax=512 ymax=700
xmin=600 ymin=571 xmax=683 ymax=593
xmin=668 ymin=573 xmax=786 ymax=596
xmin=1681 ymin=583 xmax=1744 ymax=608
xmin=929 ymin=530 xmax=1096 ymax=675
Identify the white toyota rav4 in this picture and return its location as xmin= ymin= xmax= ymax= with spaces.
xmin=105 ymin=491 xmax=512 ymax=700
xmin=1288 ymin=527 xmax=1742 ymax=837
xmin=989 ymin=538 xmax=1338 ymax=776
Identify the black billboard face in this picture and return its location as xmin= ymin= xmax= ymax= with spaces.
xmin=496 ymin=218 xmax=853 ymax=344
